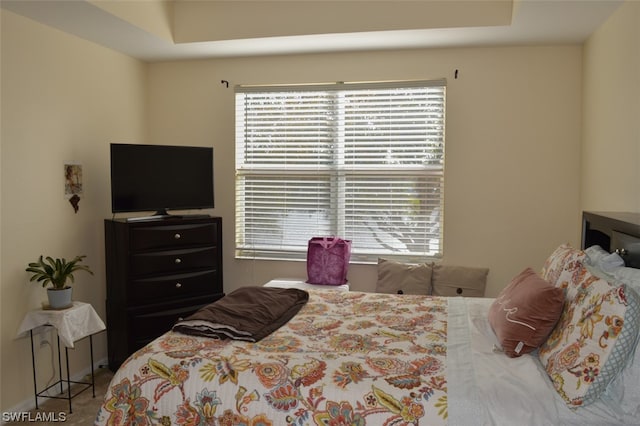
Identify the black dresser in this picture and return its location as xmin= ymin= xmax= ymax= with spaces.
xmin=104 ymin=216 xmax=224 ymax=370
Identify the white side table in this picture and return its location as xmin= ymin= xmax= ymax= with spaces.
xmin=16 ymin=301 xmax=106 ymax=413
xmin=264 ymin=278 xmax=350 ymax=291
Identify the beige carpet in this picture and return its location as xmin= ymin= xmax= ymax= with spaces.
xmin=10 ymin=368 xmax=114 ymax=425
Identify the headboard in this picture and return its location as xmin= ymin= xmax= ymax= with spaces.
xmin=582 ymin=211 xmax=640 ymax=268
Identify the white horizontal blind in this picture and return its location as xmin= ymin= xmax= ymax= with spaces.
xmin=236 ymin=80 xmax=445 ymax=262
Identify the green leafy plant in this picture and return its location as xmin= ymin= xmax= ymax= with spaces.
xmin=26 ymin=255 xmax=94 ymax=289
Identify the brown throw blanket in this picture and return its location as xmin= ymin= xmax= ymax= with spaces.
xmin=172 ymin=286 xmax=309 ymax=342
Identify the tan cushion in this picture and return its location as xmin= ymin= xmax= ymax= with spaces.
xmin=488 ymin=268 xmax=565 ymax=357
xmin=431 ymin=264 xmax=488 ymax=297
xmin=376 ymin=258 xmax=432 ymax=295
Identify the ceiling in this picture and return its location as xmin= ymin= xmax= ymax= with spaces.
xmin=1 ymin=0 xmax=624 ymax=62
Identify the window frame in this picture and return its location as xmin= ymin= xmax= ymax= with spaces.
xmin=235 ymin=79 xmax=446 ymax=263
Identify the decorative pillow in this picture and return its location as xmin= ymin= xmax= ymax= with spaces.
xmin=488 ymin=268 xmax=565 ymax=357
xmin=538 ymin=264 xmax=640 ymax=407
xmin=376 ymin=258 xmax=432 ymax=295
xmin=603 ymin=312 xmax=640 ymax=416
xmin=431 ymin=264 xmax=488 ymax=297
xmin=540 ymin=243 xmax=586 ymax=288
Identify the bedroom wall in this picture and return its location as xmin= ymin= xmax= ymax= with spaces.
xmin=147 ymin=45 xmax=583 ymax=299
xmin=581 ymin=0 xmax=640 ymax=213
xmin=0 ymin=10 xmax=147 ymax=412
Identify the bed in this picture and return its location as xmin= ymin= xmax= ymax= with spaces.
xmin=95 ymin=212 xmax=640 ymax=425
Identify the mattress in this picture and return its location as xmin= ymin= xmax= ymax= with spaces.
xmin=94 ymin=290 xmax=638 ymax=425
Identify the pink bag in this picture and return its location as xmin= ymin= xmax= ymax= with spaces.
xmin=306 ymin=237 xmax=352 ymax=285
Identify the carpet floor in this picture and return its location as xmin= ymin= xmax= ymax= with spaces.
xmin=10 ymin=367 xmax=114 ymax=425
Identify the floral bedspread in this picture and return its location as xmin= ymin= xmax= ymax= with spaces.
xmin=95 ymin=290 xmax=449 ymax=425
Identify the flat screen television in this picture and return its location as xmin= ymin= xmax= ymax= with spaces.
xmin=110 ymin=143 xmax=214 ymax=218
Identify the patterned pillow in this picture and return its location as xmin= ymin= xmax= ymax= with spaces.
xmin=538 ymin=264 xmax=640 ymax=407
xmin=540 ymin=244 xmax=586 ymax=288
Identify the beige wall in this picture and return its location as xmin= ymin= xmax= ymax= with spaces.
xmin=147 ymin=45 xmax=583 ymax=298
xmin=0 ymin=10 xmax=147 ymax=411
xmin=582 ymin=0 xmax=640 ymax=212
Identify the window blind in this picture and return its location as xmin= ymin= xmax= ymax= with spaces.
xmin=235 ymin=80 xmax=446 ymax=262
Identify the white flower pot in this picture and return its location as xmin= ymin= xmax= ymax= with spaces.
xmin=47 ymin=287 xmax=72 ymax=309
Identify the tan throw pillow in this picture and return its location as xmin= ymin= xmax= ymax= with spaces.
xmin=376 ymin=258 xmax=432 ymax=295
xmin=488 ymin=268 xmax=565 ymax=357
xmin=431 ymin=264 xmax=488 ymax=297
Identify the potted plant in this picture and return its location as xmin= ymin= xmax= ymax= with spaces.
xmin=26 ymin=255 xmax=93 ymax=309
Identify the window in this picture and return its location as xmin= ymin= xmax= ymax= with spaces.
xmin=235 ymin=80 xmax=446 ymax=263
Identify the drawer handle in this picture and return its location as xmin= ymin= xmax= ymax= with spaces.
xmin=615 ymin=248 xmax=628 ymax=256
xmin=175 ymin=258 xmax=182 ymax=264
xmin=175 ymin=282 xmax=182 ymax=288
xmin=456 ymin=288 xmax=463 ymax=295
xmin=174 ymin=233 xmax=181 ymax=240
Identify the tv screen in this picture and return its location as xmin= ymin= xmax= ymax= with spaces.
xmin=110 ymin=143 xmax=214 ymax=216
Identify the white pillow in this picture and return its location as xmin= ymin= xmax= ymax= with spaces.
xmin=585 ymin=244 xmax=640 ymax=293
xmin=601 ymin=253 xmax=626 ymax=273
xmin=615 ymin=267 xmax=640 ymax=293
xmin=585 ymin=245 xmax=611 ymax=265
xmin=585 ymin=245 xmax=625 ymax=271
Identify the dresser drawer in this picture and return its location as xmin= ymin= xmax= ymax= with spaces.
xmin=131 ymin=246 xmax=217 ymax=276
xmin=130 ymin=223 xmax=217 ymax=251
xmin=130 ymin=295 xmax=223 ymax=348
xmin=130 ymin=270 xmax=218 ymax=304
